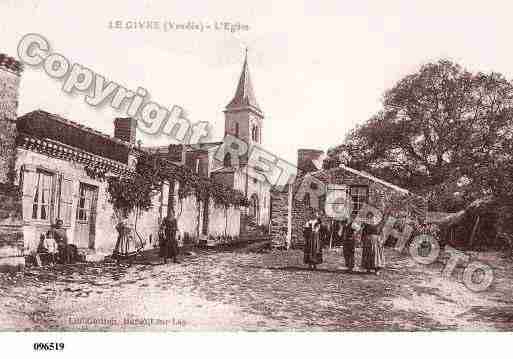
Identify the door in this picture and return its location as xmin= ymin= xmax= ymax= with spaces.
xmin=74 ymin=183 xmax=98 ymax=249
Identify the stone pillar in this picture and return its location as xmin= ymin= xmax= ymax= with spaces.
xmin=0 ymin=54 xmax=24 ymax=271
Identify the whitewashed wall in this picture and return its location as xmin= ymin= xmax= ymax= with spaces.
xmin=15 ymin=148 xmax=119 ymax=254
xmin=16 ymin=150 xmax=243 ymax=256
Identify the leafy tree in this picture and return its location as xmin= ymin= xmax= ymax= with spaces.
xmin=328 ymin=59 xmax=513 ymax=211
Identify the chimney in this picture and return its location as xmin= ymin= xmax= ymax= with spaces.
xmin=114 ymin=117 xmax=137 ymax=144
xmin=297 ymin=149 xmax=324 ymax=174
xmin=167 ymin=144 xmax=185 ymax=164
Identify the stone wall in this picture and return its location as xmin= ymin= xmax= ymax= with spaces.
xmin=0 ymin=184 xmax=24 ymax=270
xmin=269 ymin=187 xmax=290 ymax=247
xmin=270 ymin=166 xmax=418 ymax=248
xmin=294 ymin=168 xmax=416 ymax=246
xmin=0 ymin=55 xmax=23 ymax=271
xmin=0 ymin=64 xmax=20 ymax=184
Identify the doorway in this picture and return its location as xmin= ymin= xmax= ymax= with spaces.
xmin=74 ymin=183 xmax=98 ymax=249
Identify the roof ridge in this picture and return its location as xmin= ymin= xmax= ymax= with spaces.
xmin=21 ymin=109 xmax=134 ymax=148
xmin=338 ymin=164 xmax=410 ymax=194
xmin=308 ymin=164 xmax=411 ymax=195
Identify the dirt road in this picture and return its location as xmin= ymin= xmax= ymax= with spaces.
xmin=1 ymin=248 xmax=512 ymax=331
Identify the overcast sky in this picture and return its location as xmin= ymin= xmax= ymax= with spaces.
xmin=2 ymin=0 xmax=513 ymax=164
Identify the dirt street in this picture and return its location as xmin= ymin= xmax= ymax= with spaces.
xmin=1 ymin=247 xmax=512 ymax=331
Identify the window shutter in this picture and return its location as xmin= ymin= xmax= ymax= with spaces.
xmin=21 ymin=165 xmax=37 ymax=220
xmin=59 ymin=175 xmax=74 ymax=226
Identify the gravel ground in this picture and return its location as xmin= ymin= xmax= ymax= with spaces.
xmin=1 ymin=247 xmax=512 ymax=331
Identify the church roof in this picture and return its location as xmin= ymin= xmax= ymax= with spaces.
xmin=225 ymin=51 xmax=263 ymax=116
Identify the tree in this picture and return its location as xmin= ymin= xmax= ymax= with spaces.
xmin=328 ymin=59 xmax=513 ymax=210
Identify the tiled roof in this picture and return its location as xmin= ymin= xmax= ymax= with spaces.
xmin=309 ymin=164 xmax=411 ymax=195
xmin=17 ymin=110 xmax=135 ymax=163
xmin=18 ymin=134 xmax=130 ymax=175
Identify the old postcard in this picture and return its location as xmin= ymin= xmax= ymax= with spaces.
xmin=0 ymin=0 xmax=512 ymax=357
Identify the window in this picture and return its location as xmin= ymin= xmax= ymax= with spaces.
xmin=223 ymin=153 xmax=232 ymax=167
xmin=32 ymin=170 xmax=53 ymax=221
xmin=349 ymin=185 xmax=368 ymax=216
xmin=251 ymin=125 xmax=259 ymax=142
xmin=234 ymin=123 xmax=239 ymax=137
xmin=22 ymin=167 xmax=76 ymax=225
xmin=76 ymin=184 xmax=94 ymax=222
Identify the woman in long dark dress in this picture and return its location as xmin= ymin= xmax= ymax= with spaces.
xmin=360 ymin=213 xmax=384 ymax=274
xmin=159 ymin=213 xmax=179 ymax=264
xmin=303 ymin=212 xmax=323 ymax=270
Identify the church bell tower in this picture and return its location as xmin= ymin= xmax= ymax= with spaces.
xmin=224 ymin=49 xmax=264 ymax=146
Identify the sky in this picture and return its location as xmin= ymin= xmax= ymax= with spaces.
xmin=2 ymin=0 xmax=513 ymax=164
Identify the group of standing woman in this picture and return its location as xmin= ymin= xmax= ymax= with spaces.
xmin=303 ymin=212 xmax=385 ymax=275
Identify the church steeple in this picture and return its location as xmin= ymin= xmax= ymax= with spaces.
xmin=225 ymin=49 xmax=263 ymax=117
xmin=224 ymin=49 xmax=264 ymax=146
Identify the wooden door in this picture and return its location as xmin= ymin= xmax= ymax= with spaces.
xmin=74 ymin=183 xmax=98 ymax=249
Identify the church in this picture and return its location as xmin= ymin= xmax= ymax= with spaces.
xmin=146 ymin=51 xmax=272 ymax=237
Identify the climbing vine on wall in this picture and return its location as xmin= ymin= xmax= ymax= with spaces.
xmin=106 ymin=152 xmax=248 ymax=218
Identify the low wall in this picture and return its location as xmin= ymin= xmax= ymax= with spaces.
xmin=171 ymin=187 xmax=241 ymax=245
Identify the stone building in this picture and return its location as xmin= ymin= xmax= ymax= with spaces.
xmin=13 ymin=109 xmax=244 ymax=260
xmin=0 ymin=51 xmax=263 ymax=269
xmin=270 ymin=149 xmax=427 ymax=248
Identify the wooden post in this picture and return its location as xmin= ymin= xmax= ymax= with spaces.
xmin=286 ymin=184 xmax=293 ymax=250
xmin=329 ymin=219 xmax=334 ymax=250
xmin=469 ymin=216 xmax=480 ymax=249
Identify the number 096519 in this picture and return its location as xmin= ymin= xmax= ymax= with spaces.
xmin=33 ymin=342 xmax=65 ymax=351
